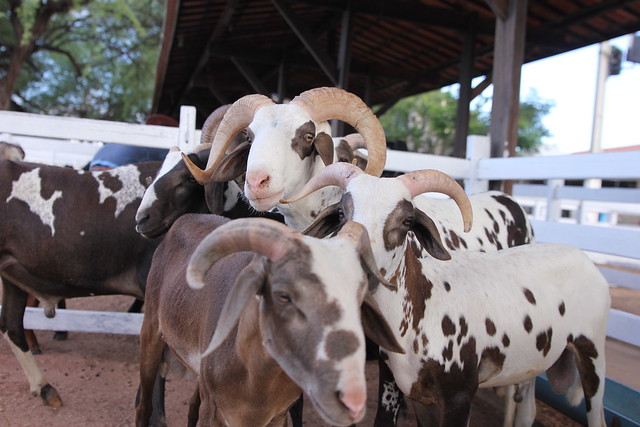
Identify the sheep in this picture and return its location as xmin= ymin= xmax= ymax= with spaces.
xmin=136 ymin=215 xmax=404 ymax=426
xmin=0 ymin=158 xmax=162 ymax=406
xmin=181 ymin=87 xmax=388 ymax=231
xmin=282 ymin=162 xmax=610 ymax=426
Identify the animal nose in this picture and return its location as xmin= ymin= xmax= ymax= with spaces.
xmin=246 ymin=171 xmax=270 ymax=191
xmin=136 ymin=213 xmax=149 ymax=226
xmin=338 ymin=387 xmax=366 ymax=419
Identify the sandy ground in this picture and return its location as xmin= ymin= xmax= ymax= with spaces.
xmin=0 ymin=293 xmax=614 ymax=426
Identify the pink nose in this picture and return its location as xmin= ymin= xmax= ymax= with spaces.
xmin=339 ymin=386 xmax=366 ymax=419
xmin=246 ymin=170 xmax=270 ymax=192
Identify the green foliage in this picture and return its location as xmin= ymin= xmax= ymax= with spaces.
xmin=379 ymin=88 xmax=553 ymax=156
xmin=3 ymin=0 xmax=164 ymax=122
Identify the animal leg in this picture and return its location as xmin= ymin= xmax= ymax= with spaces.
xmin=135 ymin=314 xmax=166 ymax=426
xmin=288 ymin=394 xmax=304 ymax=427
xmin=1 ymin=281 xmax=62 ymax=406
xmin=374 ymin=356 xmax=403 ymax=426
xmin=512 ymin=381 xmax=536 ymax=427
xmin=24 ymin=294 xmax=41 ymax=354
xmin=187 ymin=384 xmax=201 ymax=427
xmin=502 ymin=385 xmax=516 ymax=427
xmin=570 ymin=338 xmax=607 ymax=427
xmin=52 ymin=299 xmax=68 ymax=341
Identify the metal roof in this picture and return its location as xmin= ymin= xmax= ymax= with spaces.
xmin=152 ymin=0 xmax=640 ymax=125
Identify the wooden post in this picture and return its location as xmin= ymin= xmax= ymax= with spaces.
xmin=453 ymin=17 xmax=476 ymax=159
xmin=489 ymin=0 xmax=528 ymax=193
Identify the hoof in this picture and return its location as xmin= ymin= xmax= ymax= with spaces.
xmin=41 ymin=384 xmax=63 ymax=407
xmin=30 ymin=348 xmax=42 ymax=355
xmin=53 ymin=331 xmax=68 ymax=341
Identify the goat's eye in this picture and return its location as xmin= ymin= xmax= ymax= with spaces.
xmin=337 ymin=208 xmax=345 ymax=219
xmin=304 ymin=133 xmax=314 ymax=143
xmin=274 ymin=292 xmax=291 ymax=305
xmin=402 ymin=216 xmax=413 ymax=226
xmin=338 ymin=157 xmax=349 ymax=162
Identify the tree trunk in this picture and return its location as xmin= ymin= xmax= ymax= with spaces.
xmin=0 ymin=0 xmax=74 ymax=110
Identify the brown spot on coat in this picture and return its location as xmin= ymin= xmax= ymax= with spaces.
xmin=535 ymin=328 xmax=553 ymax=356
xmin=523 ymin=288 xmax=537 ymax=305
xmin=559 ymin=302 xmax=566 ymax=316
xmin=324 ymin=330 xmax=359 ymax=361
xmin=485 ymin=318 xmax=497 ymax=336
xmin=442 ymin=340 xmax=454 ymax=361
xmin=393 ymin=245 xmax=433 ymax=336
xmin=523 ymin=315 xmax=533 ymax=333
xmin=443 ymin=281 xmax=451 ymax=292
xmin=502 ymin=333 xmax=510 ymax=347
xmin=442 ymin=315 xmax=456 ymax=336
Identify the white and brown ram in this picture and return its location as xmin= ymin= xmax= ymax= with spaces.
xmin=283 ymin=162 xmax=610 ymax=427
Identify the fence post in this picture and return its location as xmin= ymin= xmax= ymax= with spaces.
xmin=545 ymin=179 xmax=564 ymax=222
xmin=464 ymin=135 xmax=490 ymax=194
xmin=178 ymin=106 xmax=197 ymax=151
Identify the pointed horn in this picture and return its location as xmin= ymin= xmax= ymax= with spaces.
xmin=342 ymin=133 xmax=366 ymax=150
xmin=186 ymin=218 xmax=298 ymax=289
xmin=397 ymin=170 xmax=473 ymax=233
xmin=338 ymin=222 xmax=395 ymax=291
xmin=200 ymin=104 xmax=232 ymax=145
xmin=280 ymin=162 xmax=364 ymax=205
xmin=290 ymin=87 xmax=386 ymax=176
xmin=182 ymin=94 xmax=275 ymax=185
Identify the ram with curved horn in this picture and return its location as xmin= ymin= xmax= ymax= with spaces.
xmin=282 ymin=162 xmax=608 ymax=427
xmin=136 ymin=104 xmax=284 ymax=239
xmin=136 ymin=215 xmax=403 ymax=426
xmin=181 ymin=87 xmax=388 ymax=231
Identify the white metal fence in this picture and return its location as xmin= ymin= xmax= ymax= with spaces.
xmin=1 ymin=108 xmax=638 ymax=348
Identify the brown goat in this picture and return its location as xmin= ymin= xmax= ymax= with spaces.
xmin=136 ymin=215 xmax=403 ymax=426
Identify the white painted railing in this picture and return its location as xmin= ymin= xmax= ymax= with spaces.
xmin=0 ymin=109 xmax=638 ymax=347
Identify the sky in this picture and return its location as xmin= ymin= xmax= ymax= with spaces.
xmin=474 ymin=33 xmax=640 ymax=155
xmin=518 ymin=34 xmax=639 ymax=155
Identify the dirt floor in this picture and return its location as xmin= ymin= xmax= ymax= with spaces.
xmin=0 ymin=288 xmax=636 ymax=426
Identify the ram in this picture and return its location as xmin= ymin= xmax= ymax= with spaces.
xmin=136 ymin=215 xmax=403 ymax=426
xmin=0 ymin=158 xmax=161 ymax=406
xmin=283 ymin=162 xmax=610 ymax=427
xmin=181 ymin=87 xmax=388 ymax=231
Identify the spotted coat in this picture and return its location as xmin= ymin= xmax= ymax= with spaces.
xmin=302 ymin=170 xmax=608 ymax=427
xmin=0 ymin=159 xmax=161 ymax=406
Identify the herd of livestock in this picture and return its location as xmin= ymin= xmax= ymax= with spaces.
xmin=0 ymin=87 xmax=611 ymax=426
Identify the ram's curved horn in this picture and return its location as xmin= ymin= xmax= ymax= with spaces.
xmin=182 ymin=95 xmax=275 ymax=185
xmin=280 ymin=162 xmax=364 ymax=205
xmin=397 ymin=170 xmax=473 ymax=232
xmin=199 ymin=104 xmax=232 ymax=145
xmin=186 ymin=218 xmax=298 ymax=289
xmin=342 ymin=133 xmax=366 ymax=150
xmin=290 ymin=87 xmax=386 ymax=176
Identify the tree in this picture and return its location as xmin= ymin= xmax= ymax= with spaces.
xmin=1 ymin=0 xmax=163 ymax=122
xmin=379 ymin=88 xmax=553 ymax=156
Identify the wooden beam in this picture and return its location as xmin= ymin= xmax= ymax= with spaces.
xmin=271 ymin=0 xmax=339 ymax=85
xmin=453 ymin=17 xmax=477 ymax=159
xmin=484 ymin=0 xmax=509 ymax=20
xmin=230 ymin=57 xmax=270 ymax=95
xmin=489 ymin=0 xmax=527 ymax=160
xmin=471 ymin=76 xmax=492 ymax=100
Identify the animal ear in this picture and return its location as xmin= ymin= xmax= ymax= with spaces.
xmin=204 ymin=182 xmax=227 ymax=214
xmin=203 ymin=256 xmax=267 ymax=356
xmin=411 ymin=210 xmax=451 ymax=261
xmin=313 ymin=132 xmax=335 ymax=167
xmin=301 ymin=202 xmax=343 ymax=238
xmin=361 ymin=294 xmax=404 ymax=354
xmin=210 ymin=142 xmax=250 ymax=182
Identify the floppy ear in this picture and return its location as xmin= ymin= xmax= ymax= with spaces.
xmin=301 ymin=202 xmax=344 ymax=238
xmin=361 ymin=294 xmax=404 ymax=354
xmin=203 ymin=256 xmax=267 ymax=356
xmin=313 ymin=132 xmax=335 ymax=167
xmin=211 ymin=142 xmax=250 ymax=182
xmin=411 ymin=209 xmax=451 ymax=260
xmin=204 ymin=182 xmax=227 ymax=214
